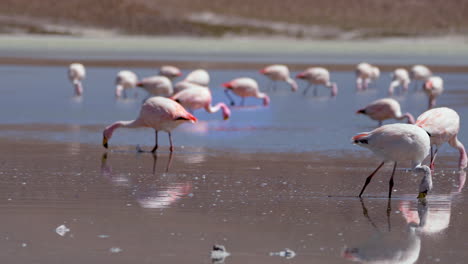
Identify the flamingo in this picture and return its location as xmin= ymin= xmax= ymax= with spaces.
xmin=356 ymin=62 xmax=379 ymax=90
xmin=115 ymin=70 xmax=138 ymax=98
xmin=416 ymin=107 xmax=467 ymax=170
xmin=137 ymin=75 xmax=173 ymax=97
xmin=410 ymin=65 xmax=432 ymax=90
xmin=259 ymin=64 xmax=298 ymax=92
xmin=68 ymin=63 xmax=85 ymax=96
xmin=173 ymin=81 xmax=206 ymax=94
xmin=102 ymin=97 xmax=197 ymax=152
xmin=184 ymin=69 xmax=210 ymax=87
xmin=388 ymin=68 xmax=411 ymax=95
xmin=159 ymin=65 xmax=182 ymax=80
xmin=222 ymin=77 xmax=270 ymax=106
xmin=422 ymin=76 xmax=443 ymax=109
xmin=357 ymin=98 xmax=415 ymax=126
xmin=171 ymin=84 xmax=231 ymax=120
xmin=296 ymin=67 xmax=338 ymax=96
xmin=352 ymin=123 xmax=432 ymax=198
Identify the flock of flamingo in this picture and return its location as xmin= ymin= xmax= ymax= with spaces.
xmin=68 ymin=62 xmax=466 ymax=199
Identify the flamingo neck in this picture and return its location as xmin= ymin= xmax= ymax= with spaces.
xmin=396 ymin=112 xmax=415 ymax=124
xmin=388 ymin=80 xmax=400 ymax=95
xmin=415 ymin=165 xmax=432 ymax=194
xmin=454 ymin=139 xmax=467 ymax=169
xmin=286 ymin=77 xmax=298 ymax=92
xmin=74 ymin=80 xmax=83 ymax=96
xmin=104 ymin=120 xmax=143 ymax=139
xmin=206 ymin=103 xmax=231 ymax=120
xmin=115 ymin=84 xmax=124 ymax=98
xmin=256 ymin=92 xmax=270 ymax=106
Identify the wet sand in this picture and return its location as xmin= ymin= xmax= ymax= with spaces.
xmin=0 ymin=138 xmax=466 ymax=263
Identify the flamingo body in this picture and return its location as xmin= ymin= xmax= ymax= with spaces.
xmin=115 ymin=70 xmax=138 ymax=98
xmin=416 ymin=107 xmax=467 ymax=169
xmin=357 ymin=98 xmax=415 ymax=126
xmin=410 ymin=65 xmax=432 ymax=81
xmin=171 ymin=85 xmax=231 ymax=120
xmin=422 ymin=76 xmax=443 ymax=109
xmin=68 ymin=63 xmax=86 ymax=96
xmin=388 ymin=68 xmax=411 ymax=95
xmin=222 ymin=77 xmax=270 ymax=106
xmin=260 ymin=64 xmax=298 ymax=91
xmin=159 ymin=65 xmax=182 ymax=80
xmin=356 ymin=62 xmax=379 ymax=90
xmin=184 ymin=69 xmax=210 ymax=87
xmin=102 ymin=97 xmax=197 ymax=152
xmin=296 ymin=67 xmax=338 ymax=96
xmin=137 ymin=76 xmax=173 ymax=97
xmin=353 ymin=124 xmax=432 ymax=198
xmin=173 ymin=81 xmax=207 ymax=94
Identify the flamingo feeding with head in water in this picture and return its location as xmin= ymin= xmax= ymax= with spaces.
xmin=222 ymin=77 xmax=270 ymax=106
xmin=171 ymin=84 xmax=231 ymax=120
xmin=356 ymin=98 xmax=415 ymax=127
xmin=352 ymin=123 xmax=432 ymax=199
xmin=115 ymin=70 xmax=138 ymax=98
xmin=356 ymin=62 xmax=380 ymax=90
xmin=296 ymin=67 xmax=338 ymax=97
xmin=259 ymin=64 xmax=298 ymax=92
xmin=388 ymin=68 xmax=411 ymax=96
xmin=416 ymin=107 xmax=467 ymax=170
xmin=68 ymin=63 xmax=86 ymax=96
xmin=102 ymin=97 xmax=197 ymax=152
xmin=422 ymin=76 xmax=444 ymax=109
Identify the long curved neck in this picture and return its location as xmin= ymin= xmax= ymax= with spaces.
xmin=388 ymin=80 xmax=400 ymax=95
xmin=104 ymin=120 xmax=143 ymax=138
xmin=73 ymin=80 xmax=83 ymax=96
xmin=452 ymin=138 xmax=467 ymax=169
xmin=206 ymin=103 xmax=231 ymax=119
xmin=256 ymin=92 xmax=270 ymax=106
xmin=396 ymin=112 xmax=415 ymax=124
xmin=286 ymin=77 xmax=298 ymax=92
xmin=115 ymin=84 xmax=124 ymax=98
xmin=414 ymin=165 xmax=432 ymax=194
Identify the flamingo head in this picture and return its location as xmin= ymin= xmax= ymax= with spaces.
xmin=259 ymin=68 xmax=268 ymax=75
xmin=296 ymin=72 xmax=306 ymax=79
xmin=262 ymin=95 xmax=270 ymax=106
xmin=221 ymin=104 xmax=231 ymax=120
xmin=423 ymin=80 xmax=433 ymax=91
xmin=222 ymin=82 xmax=233 ymax=89
xmin=102 ymin=129 xmax=111 ymax=149
xmin=342 ymin=248 xmax=360 ymax=262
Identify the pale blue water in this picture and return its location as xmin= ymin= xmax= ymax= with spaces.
xmin=1 ymin=65 xmax=468 ymax=154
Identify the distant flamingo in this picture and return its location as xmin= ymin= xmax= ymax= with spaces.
xmin=222 ymin=77 xmax=270 ymax=106
xmin=410 ymin=65 xmax=432 ymax=90
xmin=159 ymin=65 xmax=182 ymax=80
xmin=184 ymin=69 xmax=210 ymax=87
xmin=388 ymin=68 xmax=411 ymax=95
xmin=137 ymin=75 xmax=173 ymax=97
xmin=173 ymin=81 xmax=206 ymax=94
xmin=356 ymin=62 xmax=379 ymax=90
xmin=352 ymin=123 xmax=432 ymax=198
xmin=422 ymin=76 xmax=444 ymax=109
xmin=115 ymin=70 xmax=138 ymax=98
xmin=171 ymin=85 xmax=231 ymax=120
xmin=259 ymin=64 xmax=298 ymax=92
xmin=416 ymin=107 xmax=467 ymax=170
xmin=102 ymin=97 xmax=197 ymax=152
xmin=68 ymin=63 xmax=86 ymax=96
xmin=357 ymin=98 xmax=415 ymax=126
xmin=296 ymin=67 xmax=338 ymax=96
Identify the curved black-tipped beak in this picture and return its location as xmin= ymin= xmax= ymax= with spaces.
xmin=103 ymin=136 xmax=108 ymax=149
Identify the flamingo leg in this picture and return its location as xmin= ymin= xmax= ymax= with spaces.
xmin=388 ymin=162 xmax=397 ymax=198
xmin=224 ymin=89 xmax=236 ymax=106
xmin=359 ymin=162 xmax=385 ymax=197
xmin=430 ymin=146 xmax=438 ymax=170
xmin=168 ymin=132 xmax=174 ymax=152
xmin=152 ymin=152 xmax=158 ymax=174
xmin=386 ymin=198 xmax=392 ymax=232
xmin=151 ymin=130 xmax=159 ymax=153
xmin=303 ymin=84 xmax=311 ymax=95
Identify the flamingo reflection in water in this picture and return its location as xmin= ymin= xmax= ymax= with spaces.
xmin=101 ymin=152 xmax=192 ymax=209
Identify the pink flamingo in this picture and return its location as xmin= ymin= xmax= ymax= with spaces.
xmin=115 ymin=70 xmax=138 ymax=98
xmin=296 ymin=67 xmax=338 ymax=96
xmin=416 ymin=107 xmax=467 ymax=170
xmin=184 ymin=69 xmax=210 ymax=87
xmin=102 ymin=97 xmax=197 ymax=152
xmin=259 ymin=64 xmax=298 ymax=92
xmin=137 ymin=76 xmax=173 ymax=97
xmin=388 ymin=68 xmax=411 ymax=96
xmin=171 ymin=85 xmax=231 ymax=120
xmin=356 ymin=62 xmax=380 ymax=90
xmin=68 ymin=63 xmax=85 ymax=96
xmin=159 ymin=65 xmax=182 ymax=80
xmin=352 ymin=123 xmax=432 ymax=198
xmin=222 ymin=77 xmax=270 ymax=106
xmin=357 ymin=98 xmax=415 ymax=126
xmin=410 ymin=65 xmax=432 ymax=90
xmin=173 ymin=81 xmax=205 ymax=94
xmin=422 ymin=76 xmax=444 ymax=109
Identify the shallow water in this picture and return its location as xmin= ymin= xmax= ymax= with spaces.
xmin=1 ymin=64 xmax=468 ymax=263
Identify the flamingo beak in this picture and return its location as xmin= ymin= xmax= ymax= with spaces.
xmin=223 ymin=115 xmax=229 ymax=121
xmin=222 ymin=82 xmax=231 ymax=88
xmin=259 ymin=69 xmax=266 ymax=74
xmin=103 ymin=136 xmax=108 ymax=149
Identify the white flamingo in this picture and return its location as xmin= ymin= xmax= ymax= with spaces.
xmin=102 ymin=97 xmax=197 ymax=152
xmin=410 ymin=65 xmax=432 ymax=90
xmin=296 ymin=67 xmax=338 ymax=96
xmin=222 ymin=77 xmax=270 ymax=106
xmin=184 ymin=69 xmax=210 ymax=87
xmin=159 ymin=65 xmax=182 ymax=80
xmin=115 ymin=70 xmax=138 ymax=98
xmin=356 ymin=62 xmax=380 ymax=90
xmin=422 ymin=76 xmax=444 ymax=109
xmin=416 ymin=107 xmax=467 ymax=169
xmin=137 ymin=76 xmax=173 ymax=97
xmin=388 ymin=68 xmax=411 ymax=96
xmin=259 ymin=64 xmax=298 ymax=92
xmin=352 ymin=123 xmax=432 ymax=198
xmin=68 ymin=63 xmax=86 ymax=96
xmin=357 ymin=98 xmax=415 ymax=126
